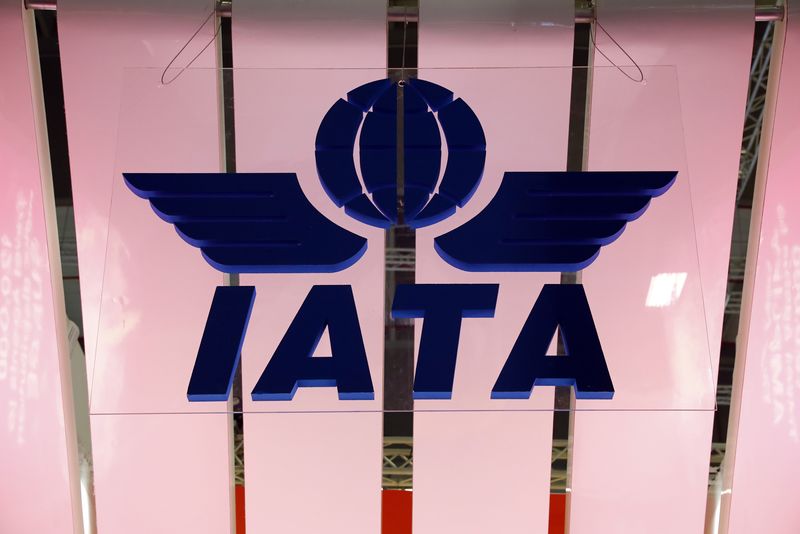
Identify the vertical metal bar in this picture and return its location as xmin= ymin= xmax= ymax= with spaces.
xmin=29 ymin=8 xmax=94 ymax=533
xmin=383 ymin=5 xmax=418 ymax=530
xmin=217 ymin=14 xmax=244 ymax=532
xmin=549 ymin=20 xmax=594 ymax=534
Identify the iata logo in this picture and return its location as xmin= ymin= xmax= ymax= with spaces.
xmin=124 ymin=78 xmax=675 ymax=404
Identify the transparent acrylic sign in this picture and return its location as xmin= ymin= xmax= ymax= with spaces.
xmin=91 ymin=66 xmax=712 ymax=415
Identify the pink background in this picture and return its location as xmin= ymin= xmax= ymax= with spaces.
xmin=414 ymin=2 xmax=573 ymax=532
xmin=3 ymin=0 xmax=796 ymax=532
xmin=722 ymin=5 xmax=800 ymax=533
xmin=232 ymin=1 xmax=386 ymax=531
xmin=570 ymin=1 xmax=754 ymax=532
xmin=58 ymin=1 xmax=235 ymax=531
xmin=0 ymin=1 xmax=82 ymax=530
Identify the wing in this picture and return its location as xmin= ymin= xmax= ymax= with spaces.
xmin=433 ymin=171 xmax=677 ymax=272
xmin=123 ymin=172 xmax=367 ymax=273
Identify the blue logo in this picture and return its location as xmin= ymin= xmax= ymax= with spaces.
xmin=315 ymin=78 xmax=485 ymax=229
xmin=124 ymin=78 xmax=675 ymax=404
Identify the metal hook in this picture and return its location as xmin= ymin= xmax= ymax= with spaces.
xmin=400 ymin=6 xmax=409 ymax=82
xmin=590 ymin=19 xmax=645 ymax=84
xmin=160 ymin=3 xmax=221 ymax=86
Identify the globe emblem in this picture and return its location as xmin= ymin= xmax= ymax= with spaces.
xmin=315 ymin=78 xmax=486 ymax=229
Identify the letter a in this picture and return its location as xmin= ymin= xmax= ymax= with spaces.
xmin=252 ymin=285 xmax=374 ymax=401
xmin=492 ymin=284 xmax=614 ymax=400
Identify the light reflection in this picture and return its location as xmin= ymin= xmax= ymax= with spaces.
xmin=759 ymin=205 xmax=799 ymax=442
xmin=0 ymin=191 xmax=43 ymax=446
xmin=645 ymin=272 xmax=687 ymax=308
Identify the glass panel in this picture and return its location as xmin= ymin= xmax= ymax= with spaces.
xmin=95 ymin=66 xmax=711 ymax=415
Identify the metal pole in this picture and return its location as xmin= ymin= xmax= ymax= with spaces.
xmin=24 ymin=0 xmax=786 ymax=22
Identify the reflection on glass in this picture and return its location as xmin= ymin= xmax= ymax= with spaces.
xmin=761 ymin=205 xmax=800 ymax=442
xmin=645 ymin=272 xmax=687 ymax=308
xmin=0 ymin=190 xmax=44 ymax=446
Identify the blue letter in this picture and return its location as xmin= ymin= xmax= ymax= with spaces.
xmin=252 ymin=285 xmax=374 ymax=401
xmin=392 ymin=284 xmax=498 ymax=399
xmin=492 ymin=284 xmax=614 ymax=400
xmin=188 ymin=286 xmax=256 ymax=401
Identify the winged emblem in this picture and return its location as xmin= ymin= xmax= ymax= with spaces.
xmin=124 ymin=172 xmax=366 ymax=273
xmin=125 ymin=78 xmax=675 ymax=274
xmin=434 ymin=170 xmax=676 ymax=272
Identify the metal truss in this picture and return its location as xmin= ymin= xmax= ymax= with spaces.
xmin=725 ymin=256 xmax=747 ymax=315
xmin=383 ymin=437 xmax=414 ymax=489
xmin=550 ymin=439 xmax=570 ymax=492
xmin=234 ymin=431 xmax=244 ymax=485
xmin=386 ymin=247 xmax=416 ymax=272
xmin=381 ymin=437 xmax=727 ymax=492
xmin=234 ymin=430 xmax=730 ymax=490
xmin=233 ymin=434 xmax=728 ymax=490
xmin=233 ymin=434 xmax=727 ymax=490
xmin=708 ymin=442 xmax=727 ymax=485
xmin=550 ymin=440 xmax=726 ymax=492
xmin=737 ymin=22 xmax=775 ymax=203
xmin=716 ymin=384 xmax=732 ymax=407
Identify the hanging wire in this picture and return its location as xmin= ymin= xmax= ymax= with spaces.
xmin=589 ymin=19 xmax=645 ymax=83
xmin=399 ymin=5 xmax=409 ymax=84
xmin=160 ymin=3 xmax=221 ymax=85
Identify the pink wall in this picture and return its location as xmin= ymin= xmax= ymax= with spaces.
xmin=5 ymin=2 xmax=791 ymax=532
xmin=418 ymin=0 xmax=577 ymax=68
xmin=0 ymin=1 xmax=82 ymax=530
xmin=58 ymin=0 xmax=224 ymax=395
xmin=722 ymin=4 xmax=800 ymax=532
xmin=580 ymin=65 xmax=713 ymax=412
xmin=91 ymin=414 xmax=234 ymax=533
xmin=231 ymin=2 xmax=387 ymax=531
xmin=78 ymin=68 xmax=225 ymax=415
xmin=58 ymin=1 xmax=235 ymax=531
xmin=569 ymin=3 xmax=754 ymax=532
xmin=414 ymin=2 xmax=574 ymax=532
xmin=591 ymin=0 xmax=754 ymax=378
xmin=571 ymin=411 xmax=715 ymax=533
